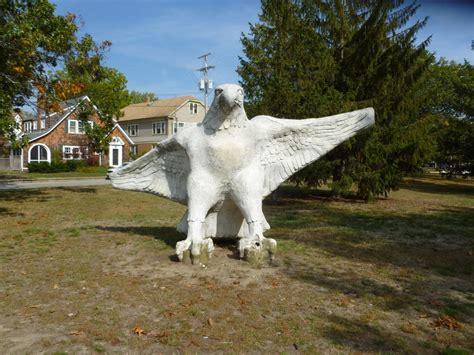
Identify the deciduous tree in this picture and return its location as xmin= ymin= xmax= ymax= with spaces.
xmin=0 ymin=0 xmax=77 ymax=143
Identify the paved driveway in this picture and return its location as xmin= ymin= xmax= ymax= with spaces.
xmin=0 ymin=178 xmax=111 ymax=190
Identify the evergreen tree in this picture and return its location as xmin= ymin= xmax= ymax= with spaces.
xmin=238 ymin=0 xmax=434 ymax=199
xmin=421 ymin=59 xmax=474 ymax=175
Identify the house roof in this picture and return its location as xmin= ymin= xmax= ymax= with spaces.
xmin=119 ymin=96 xmax=201 ymax=122
xmin=26 ymin=96 xmax=89 ymax=142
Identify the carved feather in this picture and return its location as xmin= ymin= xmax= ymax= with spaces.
xmin=256 ymin=108 xmax=375 ymax=197
xmin=110 ymin=137 xmax=190 ymax=204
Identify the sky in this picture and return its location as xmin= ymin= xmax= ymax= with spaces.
xmin=51 ymin=0 xmax=473 ymax=102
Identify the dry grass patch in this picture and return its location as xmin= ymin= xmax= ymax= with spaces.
xmin=0 ymin=176 xmax=472 ymax=353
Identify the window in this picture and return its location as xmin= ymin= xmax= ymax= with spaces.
xmin=40 ymin=119 xmax=46 ymax=129
xmin=62 ymin=145 xmax=87 ymax=160
xmin=152 ymin=122 xmax=166 ymax=135
xmin=23 ymin=121 xmax=32 ymax=133
xmin=173 ymin=122 xmax=185 ymax=133
xmin=127 ymin=124 xmax=138 ymax=137
xmin=129 ymin=145 xmax=137 ymax=156
xmin=28 ymin=144 xmax=50 ymax=163
xmin=189 ymin=102 xmax=198 ymax=114
xmin=68 ymin=119 xmax=92 ymax=134
xmin=32 ymin=121 xmax=37 ymax=130
xmin=68 ymin=120 xmax=77 ymax=133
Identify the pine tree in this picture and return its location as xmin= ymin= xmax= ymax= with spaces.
xmin=238 ymin=0 xmax=434 ymax=199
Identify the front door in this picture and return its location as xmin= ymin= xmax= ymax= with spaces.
xmin=108 ymin=137 xmax=123 ymax=167
xmin=112 ymin=148 xmax=119 ymax=166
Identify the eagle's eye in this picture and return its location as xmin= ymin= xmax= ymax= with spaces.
xmin=237 ymin=88 xmax=243 ymax=96
xmin=215 ymin=88 xmax=223 ymax=95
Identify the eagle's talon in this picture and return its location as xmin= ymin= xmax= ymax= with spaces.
xmin=176 ymin=238 xmax=214 ymax=265
xmin=239 ymin=236 xmax=277 ymax=264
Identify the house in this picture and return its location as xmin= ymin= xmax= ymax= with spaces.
xmin=18 ymin=96 xmax=134 ymax=169
xmin=119 ymin=96 xmax=205 ymax=155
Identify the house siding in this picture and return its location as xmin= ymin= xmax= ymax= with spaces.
xmin=23 ymin=107 xmax=133 ymax=167
xmin=105 ymin=125 xmax=132 ymax=163
xmin=23 ymin=109 xmax=92 ymax=166
xmin=171 ymin=100 xmax=205 ymax=124
xmin=118 ymin=118 xmax=169 ymax=144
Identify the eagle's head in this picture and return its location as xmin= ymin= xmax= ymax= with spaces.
xmin=213 ymin=84 xmax=244 ymax=112
xmin=203 ymin=84 xmax=248 ymax=131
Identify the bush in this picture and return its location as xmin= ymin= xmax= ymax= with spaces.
xmin=28 ymin=160 xmax=85 ymax=173
xmin=28 ymin=162 xmax=55 ymax=173
xmin=65 ymin=160 xmax=85 ymax=171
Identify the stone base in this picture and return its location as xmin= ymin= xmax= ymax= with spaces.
xmin=178 ymin=238 xmax=214 ymax=266
xmin=241 ymin=237 xmax=277 ymax=267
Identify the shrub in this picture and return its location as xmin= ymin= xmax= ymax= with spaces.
xmin=28 ymin=160 xmax=86 ymax=173
xmin=28 ymin=162 xmax=54 ymax=173
xmin=65 ymin=160 xmax=85 ymax=171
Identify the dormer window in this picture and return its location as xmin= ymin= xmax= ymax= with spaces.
xmin=189 ymin=102 xmax=198 ymax=114
xmin=23 ymin=121 xmax=32 ymax=133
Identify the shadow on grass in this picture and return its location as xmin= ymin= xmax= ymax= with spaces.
xmin=57 ymin=187 xmax=97 ymax=193
xmin=270 ymin=204 xmax=473 ymax=276
xmin=402 ymin=178 xmax=474 ymax=196
xmin=0 ymin=189 xmax=53 ymax=203
xmin=0 ymin=186 xmax=98 ymax=203
xmin=0 ymin=207 xmax=25 ymax=217
xmin=266 ymin=185 xmax=367 ymax=206
xmin=264 ymin=186 xmax=474 ymax=324
xmin=321 ymin=314 xmax=409 ymax=352
xmin=96 ymin=225 xmax=182 ymax=248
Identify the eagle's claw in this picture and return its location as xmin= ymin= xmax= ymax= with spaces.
xmin=176 ymin=238 xmax=214 ymax=266
xmin=239 ymin=236 xmax=277 ymax=265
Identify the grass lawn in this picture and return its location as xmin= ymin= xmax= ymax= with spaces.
xmin=0 ymin=167 xmax=107 ymax=180
xmin=0 ymin=176 xmax=472 ymax=353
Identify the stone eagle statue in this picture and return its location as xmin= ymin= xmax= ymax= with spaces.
xmin=110 ymin=84 xmax=375 ymax=264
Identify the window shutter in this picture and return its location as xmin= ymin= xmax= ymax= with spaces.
xmin=65 ymin=120 xmax=69 ymax=133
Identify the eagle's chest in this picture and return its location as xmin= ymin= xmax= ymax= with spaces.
xmin=197 ymin=130 xmax=256 ymax=173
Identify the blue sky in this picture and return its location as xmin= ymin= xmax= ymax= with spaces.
xmin=52 ymin=0 xmax=473 ymax=101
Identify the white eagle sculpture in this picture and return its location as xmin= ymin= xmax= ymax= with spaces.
xmin=110 ymin=84 xmax=375 ymax=264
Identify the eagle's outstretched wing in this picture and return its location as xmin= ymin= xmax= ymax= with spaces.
xmin=255 ymin=108 xmax=375 ymax=198
xmin=110 ymin=137 xmax=190 ymax=204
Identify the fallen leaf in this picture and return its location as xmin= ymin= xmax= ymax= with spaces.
xmin=67 ymin=313 xmax=75 ymax=317
xmin=133 ymin=325 xmax=145 ymax=336
xmin=400 ymin=323 xmax=417 ymax=334
xmin=428 ymin=299 xmax=444 ymax=307
xmin=69 ymin=330 xmax=84 ymax=336
xmin=433 ymin=315 xmax=463 ymax=330
xmin=53 ymin=284 xmax=59 ymax=289
xmin=207 ymin=318 xmax=214 ymax=327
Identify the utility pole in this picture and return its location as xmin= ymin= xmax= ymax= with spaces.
xmin=197 ymin=53 xmax=215 ymax=112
